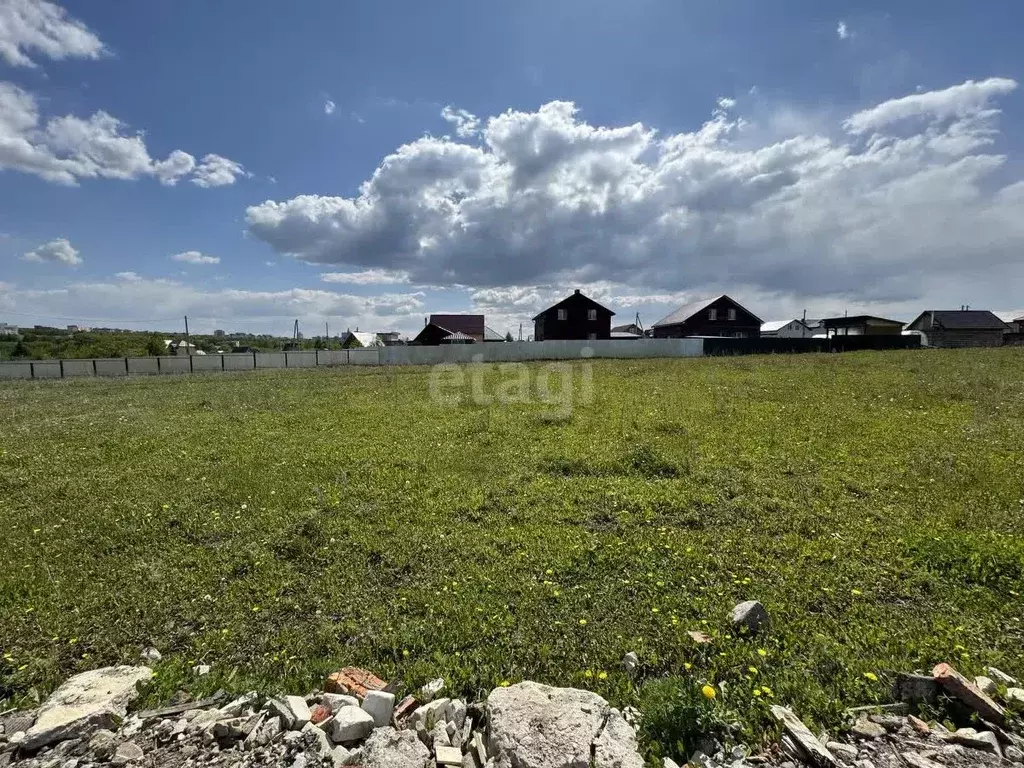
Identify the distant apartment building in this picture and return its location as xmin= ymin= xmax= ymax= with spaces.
xmin=214 ymin=329 xmax=226 ymax=337
xmin=0 ymin=322 xmax=18 ymax=336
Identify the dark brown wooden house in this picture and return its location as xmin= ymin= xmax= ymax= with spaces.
xmin=905 ymin=310 xmax=1008 ymax=347
xmin=532 ymin=290 xmax=614 ymax=341
xmin=651 ymin=295 xmax=761 ymax=338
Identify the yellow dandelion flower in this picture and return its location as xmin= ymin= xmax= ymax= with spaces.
xmin=701 ymin=684 xmax=716 ymax=700
xmin=748 ymin=666 xmax=758 ymax=675
xmin=864 ymin=672 xmax=878 ymax=682
xmin=752 ymin=688 xmax=762 ymax=697
xmin=579 ymin=618 xmax=587 ymax=626
xmin=598 ymin=671 xmax=608 ymax=680
xmin=757 ymin=649 xmax=767 ymax=657
xmin=584 ymin=670 xmax=593 ymax=679
xmin=684 ymin=662 xmax=692 ymax=670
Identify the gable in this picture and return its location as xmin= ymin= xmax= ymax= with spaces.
xmin=533 ymin=291 xmax=614 ymax=321
xmin=654 ymin=295 xmax=763 ymax=327
xmin=429 ymin=314 xmax=485 ymax=337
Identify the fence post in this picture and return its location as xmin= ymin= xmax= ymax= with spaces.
xmin=30 ymin=362 xmax=35 ymax=379
xmin=59 ymin=359 xmax=65 ymax=378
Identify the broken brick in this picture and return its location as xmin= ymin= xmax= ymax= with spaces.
xmin=932 ymin=663 xmax=1006 ymax=725
xmin=325 ymin=667 xmax=388 ymax=698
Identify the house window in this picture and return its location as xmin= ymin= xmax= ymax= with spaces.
xmin=587 ymin=308 xmax=597 ymax=321
xmin=708 ymin=308 xmax=718 ymax=321
xmin=588 ymin=332 xmax=597 ymax=340
xmin=727 ymin=308 xmax=736 ymax=321
xmin=557 ymin=308 xmax=567 ymax=321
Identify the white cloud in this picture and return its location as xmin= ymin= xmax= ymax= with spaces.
xmin=441 ymin=105 xmax=480 ymax=138
xmin=0 ymin=276 xmax=429 ymax=334
xmin=190 ymin=154 xmax=248 ymax=188
xmin=843 ymin=77 xmax=1016 ymax=134
xmin=324 ymin=100 xmax=336 ymax=115
xmin=716 ymin=97 xmax=736 ymax=111
xmin=0 ymin=82 xmax=246 ymax=187
xmin=0 ymin=0 xmax=106 ymax=68
xmin=171 ymin=251 xmax=220 ymax=265
xmin=837 ymin=21 xmax=850 ymax=40
xmin=321 ymin=269 xmax=411 ymax=285
xmin=246 ymin=81 xmax=1024 ymax=312
xmin=22 ymin=237 xmax=81 ymax=265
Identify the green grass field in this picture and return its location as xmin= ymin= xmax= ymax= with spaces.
xmin=2 ymin=349 xmax=1023 ymax=753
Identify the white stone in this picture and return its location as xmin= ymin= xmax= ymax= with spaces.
xmin=23 ymin=666 xmax=153 ymax=751
xmin=111 ymin=742 xmax=144 ymax=765
xmin=302 ymin=721 xmax=335 ymax=756
xmin=437 ymin=746 xmax=463 ymax=766
xmin=974 ymin=676 xmax=996 ymax=695
xmin=268 ymin=695 xmax=311 ymax=730
xmin=472 ymin=732 xmax=488 ymax=767
xmin=332 ymin=745 xmax=351 ymax=768
xmin=193 ymin=664 xmax=211 ymax=676
xmin=221 ymin=691 xmax=259 ymax=717
xmin=730 ymin=600 xmax=770 ymax=634
xmin=987 ymin=666 xmax=1018 ymax=686
xmin=141 ymin=647 xmax=162 ymax=662
xmin=447 ymin=699 xmax=467 ymax=730
xmin=409 ymin=698 xmax=450 ymax=728
xmin=328 ymin=706 xmax=375 ymax=743
xmin=361 ymin=690 xmax=396 ymax=728
xmin=487 ymin=681 xmax=643 ymax=768
xmin=663 ymin=759 xmax=680 ymax=768
xmin=623 ymin=652 xmax=639 ymax=674
xmin=323 ymin=693 xmax=360 ymax=713
xmin=360 ymin=727 xmax=431 ymax=768
xmin=420 ymin=678 xmax=446 ymax=702
xmin=432 ymin=720 xmax=452 ymax=748
xmin=1005 ymin=687 xmax=1024 ymax=704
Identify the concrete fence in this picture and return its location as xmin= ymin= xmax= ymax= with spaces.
xmin=0 ymin=340 xmax=710 ymax=381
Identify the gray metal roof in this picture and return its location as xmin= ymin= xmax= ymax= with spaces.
xmin=909 ymin=310 xmax=1008 ymax=330
xmin=653 ymin=295 xmax=763 ymax=327
xmin=483 ymin=325 xmax=505 ymax=341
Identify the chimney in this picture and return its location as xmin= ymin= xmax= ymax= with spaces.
xmin=424 ymin=317 xmax=428 ymax=326
xmin=574 ymin=288 xmax=581 ymax=294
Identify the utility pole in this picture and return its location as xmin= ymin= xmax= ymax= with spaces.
xmin=184 ymin=315 xmax=190 ymax=353
xmin=518 ymin=323 xmax=522 ymax=341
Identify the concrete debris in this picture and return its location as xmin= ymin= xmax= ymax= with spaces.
xmin=22 ymin=665 xmax=153 ymax=751
xmin=362 ymin=690 xmax=396 ymax=728
xmin=111 ymin=740 xmax=144 ymax=764
xmin=892 ymin=673 xmax=939 ymax=704
xmin=487 ymin=681 xmax=643 ymax=768
xmin=394 ymin=695 xmax=419 ymax=722
xmin=974 ymin=675 xmax=996 ymax=695
xmin=436 ymin=745 xmax=463 ymax=766
xmin=907 ymin=715 xmax=930 ymax=734
xmin=731 ymin=600 xmax=771 ymax=635
xmin=420 ymin=678 xmax=446 ymax=703
xmin=850 ymin=718 xmax=886 ymax=739
xmin=323 ymin=693 xmax=361 ymax=712
xmin=361 ymin=727 xmax=431 ymax=768
xmin=192 ymin=663 xmax=211 ymax=676
xmin=986 ymin=666 xmax=1017 ymax=686
xmin=769 ymin=706 xmax=837 ymax=768
xmin=267 ymin=695 xmax=313 ymax=730
xmin=932 ymin=663 xmax=1007 ymax=724
xmin=328 ymin=706 xmax=375 ymax=743
xmin=687 ymin=630 xmax=713 ymax=644
xmin=1005 ymin=687 xmax=1024 ymax=704
xmin=140 ymin=647 xmax=162 ymax=663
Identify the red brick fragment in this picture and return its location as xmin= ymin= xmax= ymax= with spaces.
xmin=309 ymin=703 xmax=332 ymax=725
xmin=932 ymin=663 xmax=1006 ymax=725
xmin=325 ymin=666 xmax=388 ymax=697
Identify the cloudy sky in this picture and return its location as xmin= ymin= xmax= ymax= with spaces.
xmin=1 ymin=0 xmax=1023 ymax=336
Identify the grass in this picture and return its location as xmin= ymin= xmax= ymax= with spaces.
xmin=1 ymin=349 xmax=1023 ymax=759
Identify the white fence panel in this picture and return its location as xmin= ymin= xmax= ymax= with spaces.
xmin=348 ymin=349 xmax=380 ymax=365
xmin=317 ymin=350 xmax=348 ymax=366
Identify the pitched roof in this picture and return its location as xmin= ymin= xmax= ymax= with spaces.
xmin=442 ymin=331 xmax=475 ymax=342
xmin=761 ymin=319 xmax=803 ymax=332
xmin=483 ymin=325 xmax=505 ymax=341
xmin=821 ymin=315 xmax=904 ymax=327
xmin=429 ymin=314 xmax=484 ymax=337
xmin=653 ymin=295 xmax=763 ymax=327
xmin=532 ymin=290 xmax=615 ymax=321
xmin=908 ymin=310 xmax=1008 ymax=331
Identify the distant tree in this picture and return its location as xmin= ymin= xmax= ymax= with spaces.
xmin=11 ymin=340 xmax=30 ymax=358
xmin=505 ymin=332 xmax=514 ymax=342
xmin=145 ymin=337 xmax=165 ymax=356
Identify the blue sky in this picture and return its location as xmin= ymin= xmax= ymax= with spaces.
xmin=1 ymin=0 xmax=1023 ymax=335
